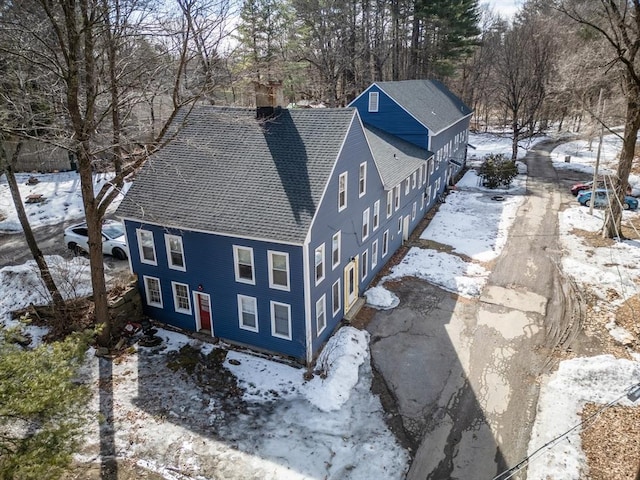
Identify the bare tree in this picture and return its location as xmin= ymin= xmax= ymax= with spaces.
xmin=557 ymin=0 xmax=640 ymax=238
xmin=494 ymin=15 xmax=555 ymax=159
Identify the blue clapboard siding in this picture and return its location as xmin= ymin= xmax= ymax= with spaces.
xmin=307 ymin=118 xmax=428 ymax=353
xmin=124 ymin=221 xmax=307 ymax=360
xmin=351 ymin=88 xmax=430 ymax=150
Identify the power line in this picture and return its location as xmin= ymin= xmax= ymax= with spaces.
xmin=492 ymin=382 xmax=640 ymax=480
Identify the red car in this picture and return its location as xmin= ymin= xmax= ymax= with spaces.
xmin=570 ymin=180 xmax=631 ymax=196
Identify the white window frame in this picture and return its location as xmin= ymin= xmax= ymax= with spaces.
xmin=268 ymin=250 xmax=290 ymax=291
xmin=315 ymin=243 xmax=325 ymax=285
xmin=418 ymin=167 xmax=422 ymax=187
xmin=338 ymin=172 xmax=348 ymax=212
xmin=368 ymin=91 xmax=379 ymax=112
xmin=362 ymin=249 xmax=369 ymax=279
xmin=397 ymin=217 xmax=402 ymax=234
xmin=143 ymin=275 xmax=162 ymax=308
xmin=331 ymin=231 xmax=341 ymax=270
xmin=412 ymin=171 xmax=417 ymax=189
xmin=270 ymin=301 xmax=292 ymax=340
xmin=316 ymin=295 xmax=327 ymax=336
xmin=412 ymin=201 xmax=417 ymax=221
xmin=233 ymin=245 xmax=255 ymax=285
xmin=362 ymin=208 xmax=370 ymax=241
xmin=373 ymin=200 xmax=380 ymax=231
xmin=372 ymin=239 xmax=378 ymax=269
xmin=422 ymin=164 xmax=427 ymax=186
xmin=359 ymin=162 xmax=367 ymax=197
xmin=405 ymin=177 xmax=410 ymax=195
xmin=383 ymin=230 xmax=389 ymax=257
xmin=386 ymin=191 xmax=393 ymax=218
xmin=421 ymin=192 xmax=426 ymax=210
xmin=237 ymin=294 xmax=259 ymax=332
xmin=429 ymin=158 xmax=435 ymax=174
xmin=394 ymin=185 xmax=400 ymax=211
xmin=165 ymin=234 xmax=186 ymax=271
xmin=332 ymin=279 xmax=341 ymax=316
xmin=137 ymin=229 xmax=157 ymax=266
xmin=171 ymin=281 xmax=191 ymax=314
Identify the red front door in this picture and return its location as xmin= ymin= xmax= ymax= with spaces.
xmin=195 ymin=292 xmax=212 ymax=334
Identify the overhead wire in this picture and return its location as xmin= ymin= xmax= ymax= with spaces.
xmin=492 ymin=382 xmax=640 ymax=480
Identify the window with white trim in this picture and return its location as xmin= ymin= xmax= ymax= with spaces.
xmin=382 ymin=230 xmax=389 ymax=257
xmin=373 ymin=200 xmax=380 ymax=230
xmin=427 ymin=185 xmax=432 ymax=201
xmin=368 ymin=91 xmax=379 ymax=112
xmin=143 ymin=275 xmax=162 ymax=308
xmin=397 ymin=217 xmax=402 ymax=234
xmin=362 ymin=208 xmax=370 ymax=241
xmin=332 ymin=279 xmax=341 ymax=316
xmin=362 ymin=249 xmax=368 ymax=278
xmin=165 ymin=234 xmax=186 ymax=271
xmin=233 ymin=246 xmax=255 ymax=284
xmin=359 ymin=162 xmax=367 ymax=197
xmin=372 ymin=239 xmax=378 ymax=269
xmin=418 ymin=167 xmax=422 ymax=187
xmin=332 ymin=232 xmax=341 ymax=269
xmin=137 ymin=229 xmax=157 ymax=265
xmin=394 ymin=185 xmax=400 ymax=211
xmin=412 ymin=171 xmax=417 ymax=189
xmin=405 ymin=177 xmax=410 ymax=195
xmin=421 ymin=192 xmax=425 ymax=210
xmin=386 ymin=191 xmax=393 ymax=218
xmin=315 ymin=244 xmax=325 ymax=284
xmin=412 ymin=202 xmax=417 ymax=221
xmin=268 ymin=251 xmax=290 ymax=291
xmin=171 ymin=281 xmax=191 ymax=314
xmin=338 ymin=172 xmax=348 ymax=211
xmin=238 ymin=295 xmax=258 ymax=332
xmin=429 ymin=158 xmax=434 ymax=174
xmin=422 ymin=164 xmax=427 ymax=185
xmin=271 ymin=301 xmax=292 ymax=340
xmin=316 ymin=295 xmax=327 ymax=335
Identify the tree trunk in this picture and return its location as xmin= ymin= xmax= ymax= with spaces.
xmin=603 ymin=76 xmax=640 ymax=238
xmin=511 ymin=121 xmax=519 ymax=160
xmin=77 ymin=144 xmax=111 ymax=345
xmin=1 ymin=141 xmax=69 ymax=325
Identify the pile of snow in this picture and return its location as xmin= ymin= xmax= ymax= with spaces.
xmin=364 ymin=286 xmax=400 ymax=310
xmin=527 ymin=356 xmax=640 ymax=480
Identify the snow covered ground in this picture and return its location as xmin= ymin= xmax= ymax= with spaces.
xmin=1 ymin=131 xmax=639 ymax=478
xmin=0 ymin=171 xmax=129 ymax=232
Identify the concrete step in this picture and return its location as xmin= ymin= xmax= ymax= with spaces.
xmin=344 ymin=297 xmax=366 ymax=322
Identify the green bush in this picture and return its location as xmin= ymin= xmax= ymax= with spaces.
xmin=0 ymin=330 xmax=91 ymax=480
xmin=478 ymin=153 xmax=518 ymax=189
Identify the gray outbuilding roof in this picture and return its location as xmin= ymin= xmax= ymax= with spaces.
xmin=117 ymin=106 xmax=357 ymax=244
xmin=374 ymin=79 xmax=472 ymax=134
xmin=363 ymin=125 xmax=431 ymax=189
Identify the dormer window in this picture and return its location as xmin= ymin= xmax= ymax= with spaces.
xmin=368 ymin=92 xmax=379 ymax=112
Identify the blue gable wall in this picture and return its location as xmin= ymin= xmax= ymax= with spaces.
xmin=123 ymin=222 xmax=307 ymax=360
xmin=351 ymin=87 xmax=429 ymax=150
xmin=307 ymin=117 xmax=428 ymax=355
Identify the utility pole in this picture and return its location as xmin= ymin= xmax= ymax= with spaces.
xmin=589 ymin=89 xmax=605 ymax=216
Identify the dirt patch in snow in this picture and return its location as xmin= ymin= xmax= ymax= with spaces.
xmin=581 ymin=403 xmax=640 ymax=480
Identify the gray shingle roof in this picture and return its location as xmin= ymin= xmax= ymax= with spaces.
xmin=374 ymin=80 xmax=472 ymax=134
xmin=364 ymin=125 xmax=431 ymax=189
xmin=117 ymin=106 xmax=356 ymax=244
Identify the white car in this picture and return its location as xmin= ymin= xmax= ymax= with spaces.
xmin=64 ymin=220 xmax=129 ymax=260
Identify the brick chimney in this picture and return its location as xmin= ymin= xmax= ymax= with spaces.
xmin=254 ymin=81 xmax=284 ymax=119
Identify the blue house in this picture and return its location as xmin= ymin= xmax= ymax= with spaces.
xmin=116 ymin=81 xmax=471 ymax=364
xmin=350 ymin=79 xmax=472 ymax=202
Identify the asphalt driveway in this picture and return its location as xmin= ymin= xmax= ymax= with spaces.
xmin=367 ymin=141 xmax=587 ymax=479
